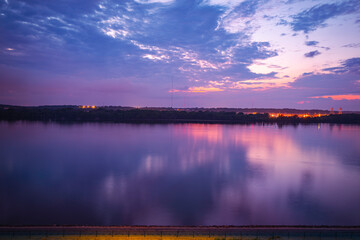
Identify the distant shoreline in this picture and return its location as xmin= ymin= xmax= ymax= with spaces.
xmin=1 ymin=225 xmax=360 ymax=229
xmin=1 ymin=225 xmax=360 ymax=233
xmin=1 ymin=105 xmax=360 ymax=124
xmin=1 ymin=225 xmax=360 ymax=240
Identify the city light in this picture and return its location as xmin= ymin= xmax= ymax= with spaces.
xmin=80 ymin=105 xmax=96 ymax=109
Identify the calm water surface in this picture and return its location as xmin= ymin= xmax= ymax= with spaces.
xmin=0 ymin=121 xmax=360 ymax=225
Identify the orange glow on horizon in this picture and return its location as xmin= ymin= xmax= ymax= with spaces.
xmin=189 ymin=87 xmax=223 ymax=93
xmin=269 ymin=113 xmax=328 ymax=118
xmin=170 ymin=86 xmax=223 ymax=93
xmin=311 ymin=94 xmax=360 ymax=101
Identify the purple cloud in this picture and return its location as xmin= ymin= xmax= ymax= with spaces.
xmin=304 ymin=50 xmax=321 ymax=58
xmin=292 ymin=58 xmax=360 ymax=92
xmin=0 ymin=0 xmax=359 ymax=110
xmin=290 ymin=0 xmax=360 ymax=33
xmin=305 ymin=41 xmax=319 ymax=46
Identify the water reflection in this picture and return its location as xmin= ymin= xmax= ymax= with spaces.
xmin=0 ymin=122 xmax=359 ymax=225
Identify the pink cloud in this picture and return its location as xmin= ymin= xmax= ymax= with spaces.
xmin=311 ymin=94 xmax=360 ymax=101
xmin=297 ymin=101 xmax=310 ymax=104
xmin=170 ymin=86 xmax=223 ymax=93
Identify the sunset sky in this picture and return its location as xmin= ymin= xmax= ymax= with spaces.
xmin=0 ymin=0 xmax=359 ymax=110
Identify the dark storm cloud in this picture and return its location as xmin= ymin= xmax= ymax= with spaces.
xmin=304 ymin=50 xmax=321 ymax=58
xmin=290 ymin=0 xmax=360 ymax=33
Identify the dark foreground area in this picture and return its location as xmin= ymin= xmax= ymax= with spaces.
xmin=0 ymin=226 xmax=360 ymax=239
xmin=1 ymin=105 xmax=360 ymax=124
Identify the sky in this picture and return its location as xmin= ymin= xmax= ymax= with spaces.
xmin=0 ymin=0 xmax=360 ymax=110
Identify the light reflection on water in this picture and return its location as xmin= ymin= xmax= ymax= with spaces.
xmin=0 ymin=121 xmax=359 ymax=226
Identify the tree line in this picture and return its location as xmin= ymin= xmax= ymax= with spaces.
xmin=1 ymin=107 xmax=360 ymax=124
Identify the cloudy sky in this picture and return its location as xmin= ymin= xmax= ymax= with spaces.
xmin=0 ymin=0 xmax=359 ymax=110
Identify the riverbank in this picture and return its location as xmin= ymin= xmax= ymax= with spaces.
xmin=1 ymin=226 xmax=360 ymax=239
xmin=1 ymin=106 xmax=360 ymax=124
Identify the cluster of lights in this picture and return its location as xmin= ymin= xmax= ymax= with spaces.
xmin=80 ymin=105 xmax=96 ymax=109
xmin=269 ymin=113 xmax=327 ymax=118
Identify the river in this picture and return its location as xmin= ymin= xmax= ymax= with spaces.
xmin=0 ymin=121 xmax=359 ymax=225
